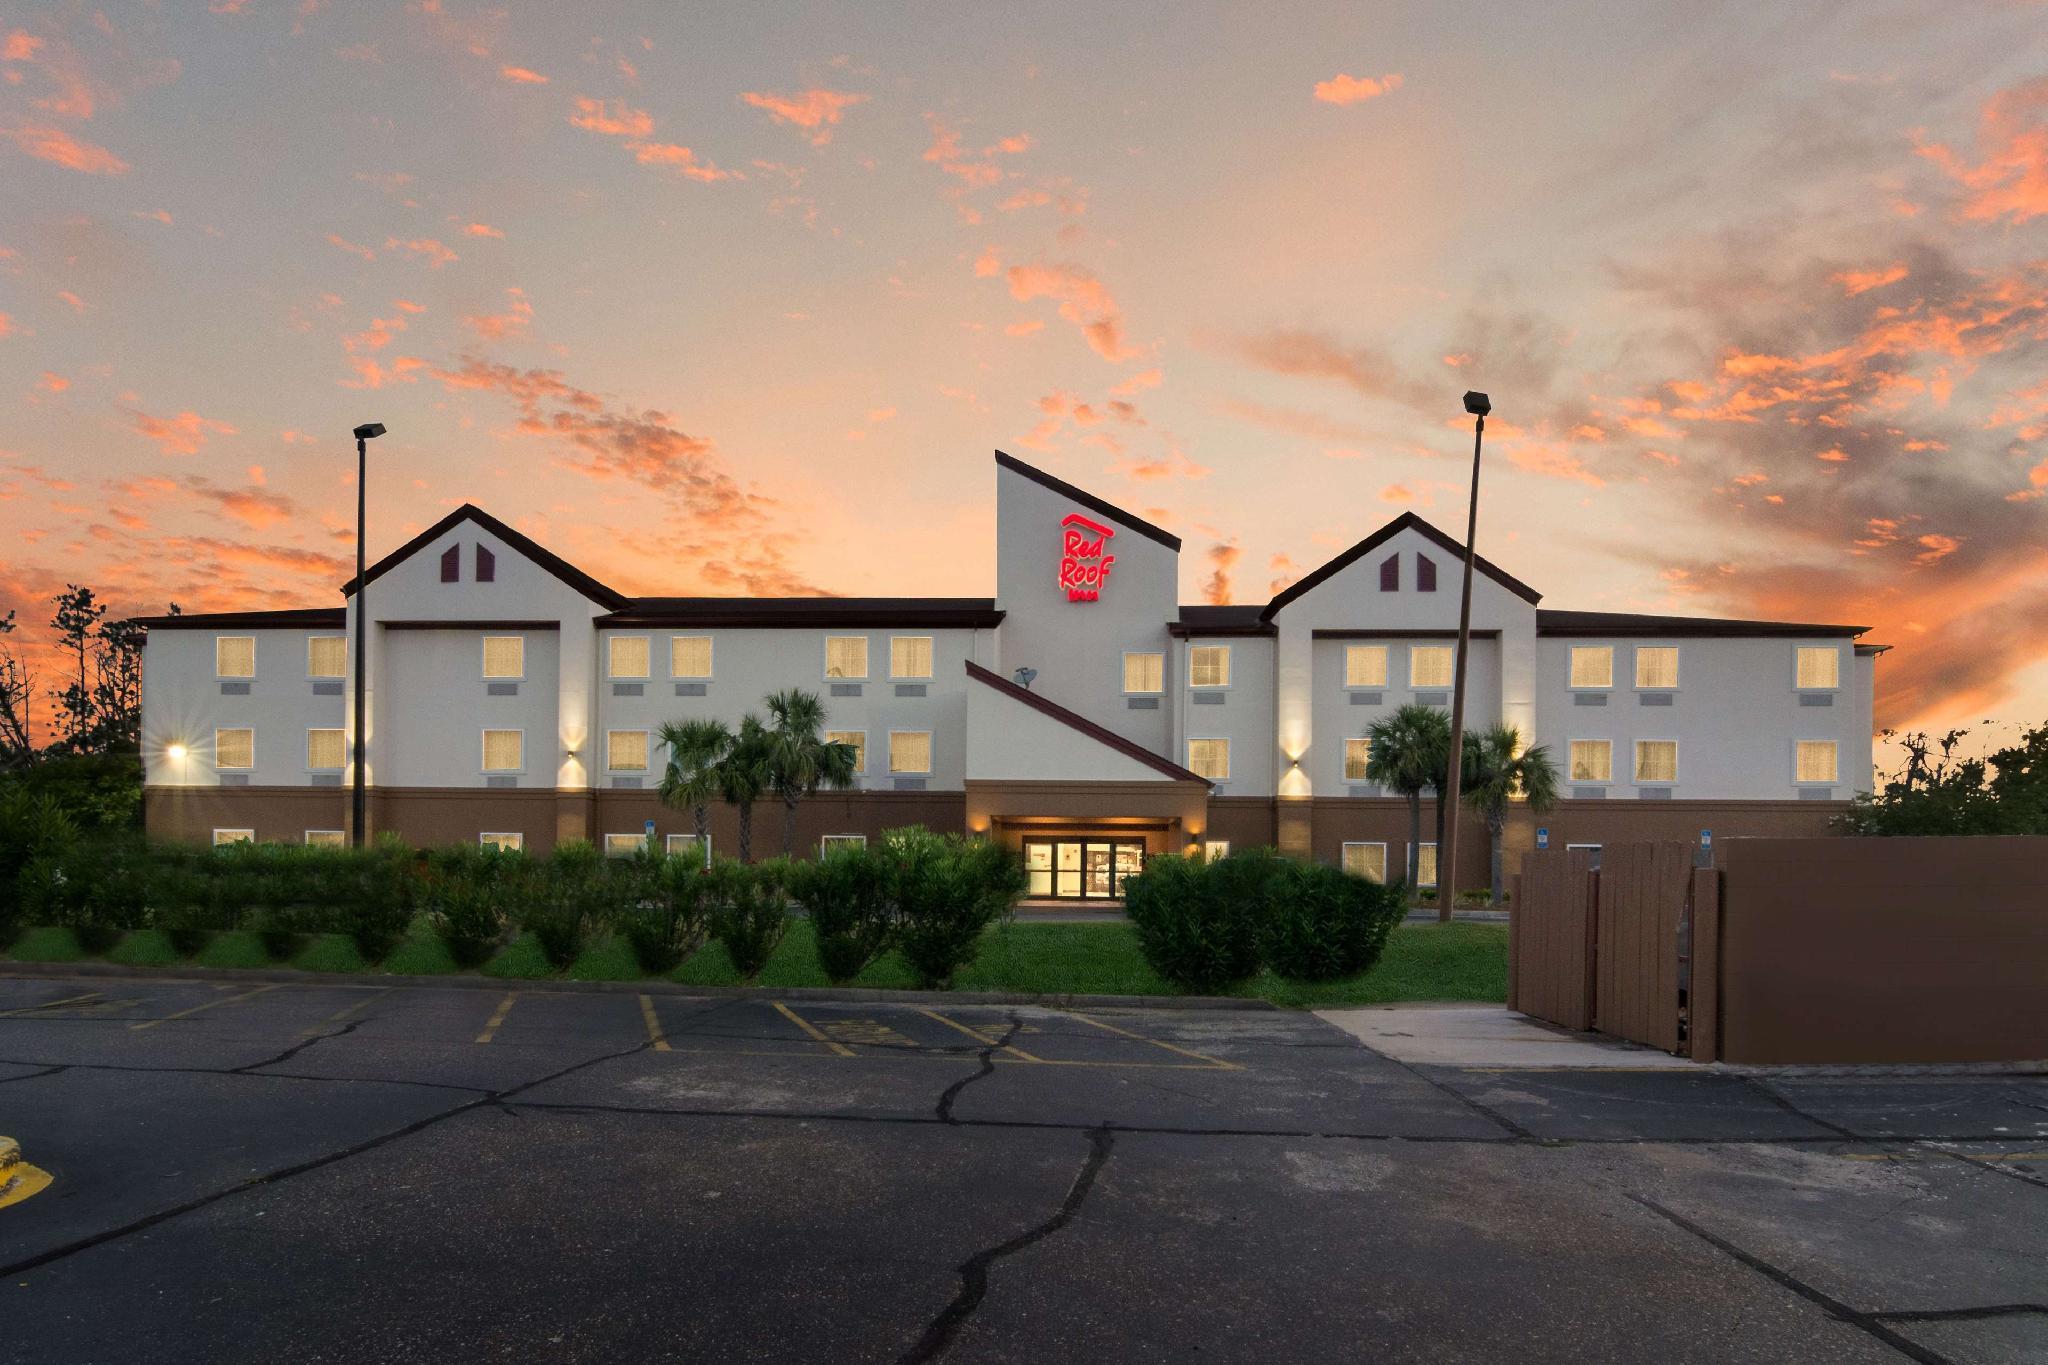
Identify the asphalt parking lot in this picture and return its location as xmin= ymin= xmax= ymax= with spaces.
xmin=2 ymin=973 xmax=2045 ymax=1364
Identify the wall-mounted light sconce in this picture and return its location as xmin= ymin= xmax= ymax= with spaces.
xmin=166 ymin=743 xmax=188 ymax=761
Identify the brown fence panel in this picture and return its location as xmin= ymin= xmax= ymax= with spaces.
xmin=1719 ymin=836 xmax=2048 ymax=1064
xmin=1686 ymin=868 xmax=1721 ymax=1063
xmin=1593 ymin=841 xmax=1691 ymax=1052
xmin=1511 ymin=847 xmax=1598 ymax=1031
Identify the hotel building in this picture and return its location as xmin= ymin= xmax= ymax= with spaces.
xmin=139 ymin=451 xmax=1882 ymax=899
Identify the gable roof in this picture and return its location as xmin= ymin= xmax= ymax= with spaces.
xmin=1170 ymin=605 xmax=1275 ymax=638
xmin=965 ymin=661 xmax=1207 ymax=783
xmin=1261 ymin=512 xmax=1543 ymax=619
xmin=132 ymin=607 xmax=347 ymax=631
xmin=1536 ymin=610 xmax=1868 ymax=638
xmin=994 ymin=450 xmax=1182 ymax=552
xmin=340 ymin=503 xmax=629 ymax=609
xmin=598 ymin=598 xmax=1003 ymax=629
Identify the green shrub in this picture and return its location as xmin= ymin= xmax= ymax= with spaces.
xmin=18 ymin=836 xmax=149 ymax=955
xmin=0 ymin=789 xmax=78 ymax=948
xmin=1121 ymin=848 xmax=1279 ymax=992
xmin=426 ymin=843 xmax=525 ymax=968
xmin=788 ymin=844 xmax=897 ymax=982
xmin=519 ymin=841 xmax=605 ymax=969
xmin=889 ymin=828 xmax=1026 ymax=989
xmin=1260 ymin=862 xmax=1406 ymax=981
xmin=348 ymin=838 xmax=422 ymax=962
xmin=614 ymin=852 xmax=712 ymax=976
xmin=707 ymin=859 xmax=792 ymax=979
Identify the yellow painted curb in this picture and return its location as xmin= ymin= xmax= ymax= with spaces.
xmin=0 ymin=1136 xmax=54 ymax=1211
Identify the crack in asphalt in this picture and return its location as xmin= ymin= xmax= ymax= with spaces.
xmin=0 ymin=1034 xmax=657 ymax=1281
xmin=935 ymin=1012 xmax=1024 ymax=1125
xmin=228 ymin=1018 xmax=367 ymax=1074
xmin=1628 ymin=1194 xmax=1956 ymax=1365
xmin=1872 ymin=1303 xmax=2048 ymax=1323
xmin=896 ymin=1125 xmax=1115 ymax=1365
xmin=0 ymin=1062 xmax=69 ymax=1086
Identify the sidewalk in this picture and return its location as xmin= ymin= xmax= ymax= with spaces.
xmin=1316 ymin=1003 xmax=1695 ymax=1069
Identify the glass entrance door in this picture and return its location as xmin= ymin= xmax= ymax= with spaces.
xmin=1023 ymin=839 xmax=1146 ymax=900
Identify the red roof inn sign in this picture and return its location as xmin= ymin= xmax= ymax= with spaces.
xmin=1058 ymin=513 xmax=1117 ymax=602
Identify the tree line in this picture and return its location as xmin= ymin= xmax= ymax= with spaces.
xmin=1 ymin=585 xmax=157 ymax=770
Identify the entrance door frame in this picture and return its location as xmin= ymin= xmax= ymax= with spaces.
xmin=1021 ymin=835 xmax=1147 ymax=901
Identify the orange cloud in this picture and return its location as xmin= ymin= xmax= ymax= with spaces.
xmin=326 ymin=232 xmax=374 ymax=260
xmin=463 ymin=288 xmax=533 ymax=341
xmin=1916 ymin=78 xmax=2048 ymax=225
xmin=628 ymin=141 xmax=732 ymax=182
xmin=1832 ymin=263 xmax=1908 ymax=296
xmin=463 ymin=222 xmax=504 ymax=238
xmin=37 ymin=371 xmax=67 ymax=392
xmin=498 ymin=65 xmax=548 ymax=84
xmin=384 ymin=237 xmax=457 ymax=268
xmin=1201 ymin=541 xmax=1240 ymax=605
xmin=3 ymin=31 xmax=43 ymax=62
xmin=570 ymin=97 xmax=653 ymax=138
xmin=0 ymin=120 xmax=127 ymax=174
xmin=742 ymin=89 xmax=867 ymax=145
xmin=1004 ymin=262 xmax=1138 ymax=362
xmin=1313 ymin=72 xmax=1404 ymax=106
xmin=128 ymin=408 xmax=238 ymax=457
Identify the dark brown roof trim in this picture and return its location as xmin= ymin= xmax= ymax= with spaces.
xmin=993 ymin=450 xmax=1182 ymax=552
xmin=381 ymin=619 xmax=563 ymax=631
xmin=598 ymin=598 xmax=1003 ymax=629
xmin=1536 ymin=610 xmax=1868 ymax=638
xmin=1312 ymin=629 xmax=1502 ymax=641
xmin=341 ymin=503 xmax=629 ymax=610
xmin=965 ymin=660 xmax=1208 ymax=784
xmin=1169 ymin=622 xmax=1277 ymax=638
xmin=1855 ymin=643 xmax=1892 ymax=656
xmin=1262 ymin=512 xmax=1543 ymax=619
xmin=132 ymin=608 xmax=347 ymax=630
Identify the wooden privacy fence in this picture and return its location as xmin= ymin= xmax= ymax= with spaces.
xmin=1509 ymin=842 xmax=1720 ymax=1059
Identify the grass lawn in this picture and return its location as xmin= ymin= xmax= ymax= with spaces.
xmin=2 ymin=918 xmax=1507 ymax=1008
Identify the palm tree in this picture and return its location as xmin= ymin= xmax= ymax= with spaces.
xmin=1460 ymin=724 xmax=1561 ymax=905
xmin=763 ymin=688 xmax=859 ymax=856
xmin=656 ymin=717 xmax=731 ymax=867
xmin=1364 ymin=704 xmax=1452 ymax=899
xmin=717 ymin=714 xmax=774 ymax=863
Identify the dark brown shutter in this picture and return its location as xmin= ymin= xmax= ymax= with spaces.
xmin=476 ymin=545 xmax=495 ymax=582
xmin=1379 ymin=555 xmax=1399 ymax=591
xmin=1417 ymin=555 xmax=1437 ymax=591
xmin=440 ymin=545 xmax=460 ymax=582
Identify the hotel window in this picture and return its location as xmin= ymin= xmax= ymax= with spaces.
xmin=1123 ymin=651 xmax=1164 ymax=694
xmin=213 ymin=828 xmax=255 ymax=846
xmin=603 ymin=833 xmax=647 ymax=857
xmin=1345 ymin=645 xmax=1389 ymax=688
xmin=820 ymin=834 xmax=868 ymax=855
xmin=607 ymin=730 xmax=649 ymax=772
xmin=1189 ymin=645 xmax=1231 ymax=688
xmin=889 ymin=731 xmax=932 ymax=774
xmin=1796 ymin=740 xmax=1839 ymax=784
xmin=439 ymin=545 xmax=460 ymax=582
xmin=1569 ymin=646 xmax=1614 ymax=689
xmin=1635 ymin=646 xmax=1679 ymax=690
xmin=1344 ymin=738 xmax=1373 ymax=781
xmin=479 ymin=832 xmax=523 ymax=852
xmin=481 ymin=729 xmax=523 ymax=772
xmin=216 ymin=636 xmax=255 ymax=678
xmin=890 ymin=635 xmax=934 ymax=679
xmin=1416 ymin=555 xmax=1437 ymax=592
xmin=826 ymin=635 xmax=869 ymax=679
xmin=666 ymin=833 xmax=709 ymax=860
xmin=1569 ymin=739 xmax=1612 ymax=783
xmin=1187 ymin=738 xmax=1230 ymax=781
xmin=476 ymin=545 xmax=496 ymax=582
xmin=1416 ymin=842 xmax=1439 ymax=888
xmin=306 ymin=728 xmax=345 ymax=771
xmin=1342 ymin=842 xmax=1388 ymax=883
xmin=482 ymin=635 xmax=524 ymax=679
xmin=307 ymin=636 xmax=346 ymax=678
xmin=304 ymin=830 xmax=345 ymax=848
xmin=609 ymin=636 xmax=650 ymax=679
xmin=1379 ymin=555 xmax=1399 ymax=591
xmin=671 ymin=635 xmax=712 ymax=679
xmin=1795 ymin=646 xmax=1840 ymax=689
xmin=215 ymin=727 xmax=254 ymax=770
xmin=826 ymin=730 xmax=866 ymax=772
xmin=1410 ymin=646 xmax=1453 ymax=689
xmin=1202 ymin=840 xmax=1231 ymax=862
xmin=1634 ymin=740 xmax=1679 ymax=784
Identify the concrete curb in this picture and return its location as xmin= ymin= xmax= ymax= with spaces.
xmin=0 ymin=960 xmax=1277 ymax=1012
xmin=1723 ymin=1060 xmax=2048 ymax=1079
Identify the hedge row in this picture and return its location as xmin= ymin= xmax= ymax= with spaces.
xmin=0 ymin=790 xmax=1025 ymax=987
xmin=1122 ymin=848 xmax=1407 ymax=991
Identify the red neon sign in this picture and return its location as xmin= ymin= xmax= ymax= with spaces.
xmin=1058 ymin=512 xmax=1116 ymax=602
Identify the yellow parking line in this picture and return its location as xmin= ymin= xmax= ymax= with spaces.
xmin=130 ymin=984 xmax=278 ymax=1031
xmin=0 ymin=991 xmax=102 ymax=1018
xmin=639 ymin=994 xmax=671 ymax=1052
xmin=474 ymin=992 xmax=519 ymax=1044
xmin=1065 ymin=1010 xmax=1239 ymax=1070
xmin=771 ymin=1001 xmax=855 ymax=1057
xmin=300 ymin=987 xmax=393 ymax=1037
xmin=917 ymin=1008 xmax=1046 ymax=1062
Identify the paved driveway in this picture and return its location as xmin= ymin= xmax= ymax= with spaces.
xmin=1 ymin=973 xmax=2044 ymax=1363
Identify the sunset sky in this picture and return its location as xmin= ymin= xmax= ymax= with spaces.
xmin=2 ymin=1 xmax=2045 ymax=752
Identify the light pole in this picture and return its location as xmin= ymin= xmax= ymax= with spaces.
xmin=1436 ymin=391 xmax=1489 ymax=924
xmin=350 ymin=422 xmax=385 ymax=847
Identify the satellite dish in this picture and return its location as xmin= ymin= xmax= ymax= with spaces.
xmin=1014 ymin=666 xmax=1038 ymax=689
